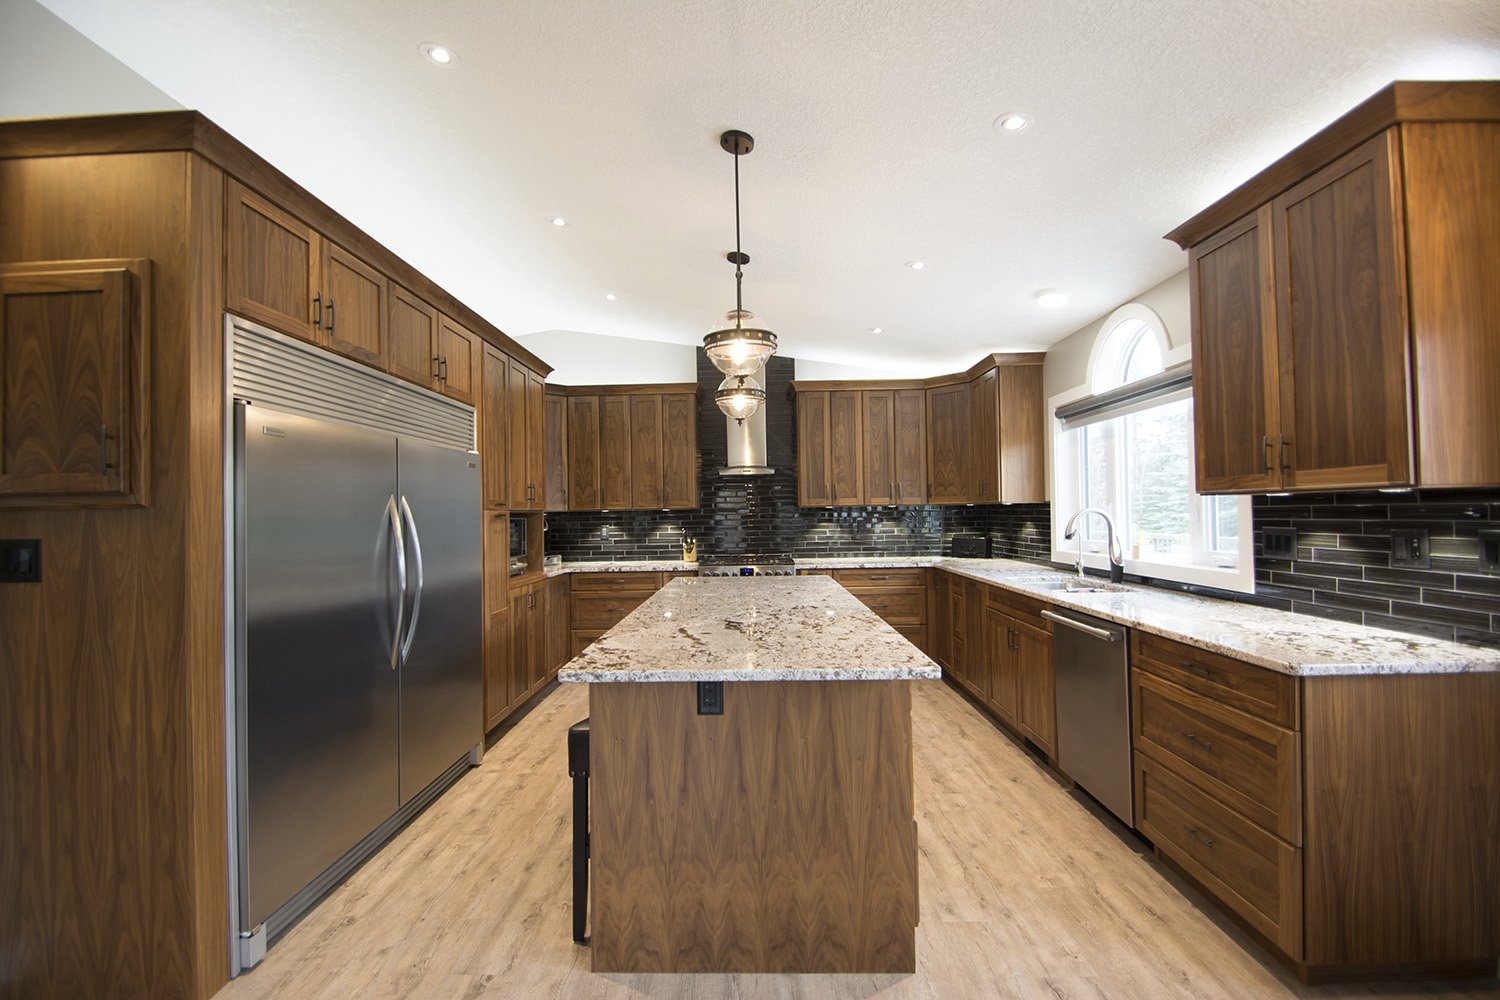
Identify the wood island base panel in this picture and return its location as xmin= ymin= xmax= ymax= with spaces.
xmin=588 ymin=680 xmax=919 ymax=973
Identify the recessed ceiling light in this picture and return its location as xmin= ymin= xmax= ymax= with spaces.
xmin=995 ymin=112 xmax=1030 ymax=132
xmin=1034 ymin=288 xmax=1070 ymax=308
xmin=550 ymin=216 xmax=568 ymax=227
xmin=604 ymin=293 xmax=617 ymax=301
xmin=869 ymin=327 xmax=883 ymax=335
xmin=419 ymin=43 xmax=453 ymax=66
xmin=907 ymin=261 xmax=927 ymax=271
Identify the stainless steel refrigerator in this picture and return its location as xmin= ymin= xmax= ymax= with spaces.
xmin=233 ymin=401 xmax=481 ymax=948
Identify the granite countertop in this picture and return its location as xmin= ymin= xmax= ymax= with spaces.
xmin=544 ymin=559 xmax=696 ymax=576
xmin=557 ymin=575 xmax=944 ymax=684
xmin=542 ymin=554 xmax=1500 ymax=677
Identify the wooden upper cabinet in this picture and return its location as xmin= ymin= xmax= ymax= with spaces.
xmin=1190 ymin=206 xmax=1282 ymax=493
xmin=506 ymin=357 xmax=545 ymax=508
xmin=863 ymin=391 xmax=896 ymax=505
xmin=797 ymin=390 xmax=832 ymax=506
xmin=599 ymin=394 xmax=632 ymax=509
xmin=629 ymin=395 xmax=663 ymax=508
xmin=996 ymin=365 xmax=1045 ymax=503
xmin=225 ymin=178 xmax=318 ymax=342
xmin=893 ymin=389 xmax=928 ymax=504
xmin=660 ymin=392 xmax=697 ymax=510
xmin=0 ymin=259 xmax=151 ymax=506
xmin=827 ymin=390 xmax=864 ymax=505
xmin=1272 ymin=130 xmax=1411 ymax=490
xmin=481 ymin=345 xmax=508 ymax=509
xmin=567 ymin=395 xmax=601 ymax=511
xmin=435 ymin=313 xmax=479 ymax=405
xmin=544 ymin=392 xmax=569 ymax=511
xmin=319 ymin=240 xmax=386 ymax=367
xmin=926 ymin=382 xmax=970 ymax=504
xmin=388 ymin=284 xmax=438 ymax=389
xmin=971 ymin=370 xmax=1000 ymax=503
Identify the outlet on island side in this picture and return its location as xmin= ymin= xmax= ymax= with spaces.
xmin=697 ymin=681 xmax=724 ymax=715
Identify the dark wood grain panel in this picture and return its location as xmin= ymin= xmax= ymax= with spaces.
xmin=628 ymin=394 xmax=662 ymax=508
xmin=1402 ymin=122 xmax=1500 ymax=487
xmin=892 ymin=389 xmax=927 ymax=504
xmin=597 ymin=394 xmax=632 ymax=509
xmin=320 ymin=240 xmax=386 ymax=367
xmin=1189 ymin=207 xmax=1282 ymax=493
xmin=795 ymin=390 xmax=830 ymax=506
xmin=543 ymin=575 xmax=570 ymax=679
xmin=827 ymin=390 xmax=863 ymax=504
xmin=831 ymin=568 xmax=925 ymax=590
xmin=660 ymin=392 xmax=697 ymax=509
xmin=1131 ymin=631 xmax=1298 ymax=727
xmin=543 ymin=392 xmax=568 ymax=511
xmin=925 ymin=382 xmax=969 ymax=503
xmin=1273 ymin=129 xmax=1412 ymax=489
xmin=1132 ymin=671 xmax=1301 ymax=844
xmin=1012 ymin=618 xmax=1054 ymax=757
xmin=524 ymin=368 xmax=545 ymax=510
xmin=970 ymin=369 xmax=999 ymax=503
xmin=1301 ymin=672 xmax=1500 ymax=970
xmin=997 ymin=364 xmax=1045 ymax=503
xmin=224 ymin=177 xmax=317 ymax=342
xmin=862 ymin=389 xmax=895 ymax=505
xmin=1136 ymin=753 xmax=1303 ymax=958
xmin=590 ymin=680 xmax=918 ymax=973
xmin=434 ymin=313 xmax=478 ymax=405
xmin=386 ymin=283 xmax=437 ymax=389
xmin=568 ymin=571 xmax=663 ymax=593
xmin=480 ymin=346 xmax=507 ymax=509
xmin=569 ymin=591 xmax=656 ymax=631
xmin=565 ymin=395 xmax=600 ymax=510
xmin=983 ymin=607 xmax=1018 ymax=725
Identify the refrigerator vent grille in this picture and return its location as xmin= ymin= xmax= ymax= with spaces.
xmin=230 ymin=318 xmax=475 ymax=450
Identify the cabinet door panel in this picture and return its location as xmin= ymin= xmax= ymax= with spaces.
xmin=509 ymin=591 xmax=535 ymax=704
xmin=388 ymin=285 xmax=437 ymax=388
xmin=526 ymin=369 xmax=546 ymax=510
xmin=436 ymin=314 xmax=479 ymax=405
xmin=1273 ymin=130 xmax=1411 ymax=489
xmin=506 ymin=360 xmax=531 ymax=506
xmin=997 ymin=366 xmax=1045 ymax=503
xmin=321 ymin=241 xmax=386 ymax=367
xmin=797 ymin=391 xmax=832 ymax=506
xmin=0 ymin=263 xmax=146 ymax=502
xmin=629 ymin=395 xmax=663 ymax=508
xmin=544 ymin=393 xmax=568 ymax=511
xmin=661 ymin=393 xmax=697 ymax=509
xmin=1014 ymin=621 xmax=1055 ymax=757
xmin=1191 ymin=207 xmax=1282 ymax=492
xmin=986 ymin=610 xmax=1018 ymax=725
xmin=972 ymin=370 xmax=999 ymax=503
xmin=481 ymin=346 xmax=508 ymax=508
xmin=863 ymin=390 xmax=895 ymax=506
xmin=599 ymin=394 xmax=632 ymax=509
xmin=893 ymin=390 xmax=927 ymax=504
xmin=828 ymin=390 xmax=864 ymax=505
xmin=926 ymin=383 xmax=970 ymax=503
xmin=225 ymin=179 xmax=318 ymax=341
xmin=568 ymin=395 xmax=601 ymax=511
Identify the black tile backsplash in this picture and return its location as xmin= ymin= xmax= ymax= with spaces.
xmin=544 ymin=354 xmax=1052 ymax=565
xmin=1253 ymin=490 xmax=1500 ymax=648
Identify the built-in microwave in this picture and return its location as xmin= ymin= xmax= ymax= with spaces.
xmin=509 ymin=516 xmax=527 ymax=575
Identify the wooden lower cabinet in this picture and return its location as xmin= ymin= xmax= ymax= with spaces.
xmin=569 ymin=571 xmax=665 ymax=657
xmin=828 ymin=568 xmax=928 ymax=654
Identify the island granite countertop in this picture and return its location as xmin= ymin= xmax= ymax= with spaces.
xmin=557 ymin=575 xmax=944 ymax=683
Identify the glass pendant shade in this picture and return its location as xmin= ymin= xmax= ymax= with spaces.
xmin=703 ymin=325 xmax=777 ymax=378
xmin=715 ymin=374 xmax=766 ymax=421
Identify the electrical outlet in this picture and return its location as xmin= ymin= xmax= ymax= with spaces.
xmin=0 ymin=539 xmax=41 ymax=582
xmin=697 ymin=681 xmax=724 ymax=715
xmin=1262 ymin=527 xmax=1298 ymax=559
xmin=1479 ymin=529 xmax=1500 ymax=572
xmin=1390 ymin=528 xmax=1431 ymax=569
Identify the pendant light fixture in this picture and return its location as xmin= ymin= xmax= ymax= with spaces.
xmin=705 ymin=129 xmax=777 ymax=422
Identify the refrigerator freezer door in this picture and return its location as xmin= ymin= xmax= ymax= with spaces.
xmin=395 ymin=440 xmax=483 ymax=804
xmin=237 ymin=405 xmax=401 ymax=929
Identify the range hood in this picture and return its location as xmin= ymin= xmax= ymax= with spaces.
xmin=719 ymin=364 xmax=774 ymax=476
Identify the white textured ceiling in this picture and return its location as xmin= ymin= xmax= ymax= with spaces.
xmin=35 ymin=0 xmax=1500 ymax=374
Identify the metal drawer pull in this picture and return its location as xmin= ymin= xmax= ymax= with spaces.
xmin=1041 ymin=609 xmax=1120 ymax=642
xmin=1262 ymin=434 xmax=1271 ymax=474
xmin=1185 ymin=826 xmax=1215 ymax=849
xmin=1184 ymin=732 xmax=1214 ymax=752
xmin=1178 ymin=661 xmax=1213 ymax=679
xmin=98 ymin=424 xmax=116 ymax=473
xmin=867 ymin=575 xmax=891 ymax=581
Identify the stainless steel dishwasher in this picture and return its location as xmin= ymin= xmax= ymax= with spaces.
xmin=1044 ymin=607 xmax=1133 ymax=826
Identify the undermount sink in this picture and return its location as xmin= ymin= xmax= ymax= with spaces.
xmin=1044 ymin=580 xmax=1130 ymax=594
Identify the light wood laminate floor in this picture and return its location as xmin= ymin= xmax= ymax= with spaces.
xmin=216 ymin=680 xmax=1498 ymax=999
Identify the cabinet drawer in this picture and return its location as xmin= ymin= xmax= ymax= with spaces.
xmin=1132 ymin=632 xmax=1298 ymax=727
xmin=849 ymin=587 xmax=926 ymax=626
xmin=1136 ymin=754 xmax=1302 ymax=958
xmin=571 ymin=629 xmax=606 ymax=659
xmin=833 ymin=568 xmax=925 ymax=589
xmin=896 ymin=626 xmax=928 ymax=654
xmin=1133 ymin=671 xmax=1301 ymax=843
xmin=984 ymin=586 xmax=1048 ymax=631
xmin=570 ymin=592 xmax=654 ymax=630
xmin=569 ymin=571 xmax=663 ymax=593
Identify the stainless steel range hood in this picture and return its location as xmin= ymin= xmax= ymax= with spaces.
xmin=719 ymin=365 xmax=774 ymax=476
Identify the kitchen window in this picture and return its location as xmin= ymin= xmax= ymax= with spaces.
xmin=1052 ymin=308 xmax=1253 ymax=593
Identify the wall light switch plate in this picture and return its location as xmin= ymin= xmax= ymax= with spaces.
xmin=1479 ymin=529 xmax=1500 ymax=573
xmin=1262 ymin=527 xmax=1298 ymax=560
xmin=1390 ymin=528 xmax=1431 ymax=569
xmin=1 ymin=539 xmax=41 ymax=582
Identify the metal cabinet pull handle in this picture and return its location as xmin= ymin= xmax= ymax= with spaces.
xmin=98 ymin=425 xmax=116 ymax=473
xmin=433 ymin=355 xmax=443 ymax=379
xmin=1262 ymin=434 xmax=1271 ymax=474
xmin=1186 ymin=826 xmax=1215 ymax=848
xmin=1278 ymin=434 xmax=1289 ymax=474
xmin=1184 ymin=732 xmax=1214 ymax=752
xmin=1178 ymin=661 xmax=1213 ymax=680
xmin=326 ymin=299 xmax=336 ymax=335
xmin=440 ymin=356 xmax=449 ymax=380
xmin=312 ymin=294 xmax=323 ymax=329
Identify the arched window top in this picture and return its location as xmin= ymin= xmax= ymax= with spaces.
xmin=1088 ymin=303 xmax=1169 ymax=395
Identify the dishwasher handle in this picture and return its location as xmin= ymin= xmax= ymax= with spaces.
xmin=1042 ymin=609 xmax=1122 ymax=642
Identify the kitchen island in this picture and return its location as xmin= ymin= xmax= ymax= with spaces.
xmin=558 ymin=575 xmax=941 ymax=974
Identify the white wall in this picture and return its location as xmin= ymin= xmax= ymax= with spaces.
xmin=793 ymin=358 xmax=909 ymax=381
xmin=512 ymin=330 xmax=698 ymax=385
xmin=1041 ymin=269 xmax=1189 ymax=399
xmin=0 ymin=0 xmax=180 ymax=120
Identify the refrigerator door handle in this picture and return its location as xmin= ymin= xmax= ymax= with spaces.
xmin=398 ymin=495 xmax=425 ymax=664
xmin=386 ymin=494 xmax=407 ymax=670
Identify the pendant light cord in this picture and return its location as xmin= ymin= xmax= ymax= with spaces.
xmin=733 ymin=150 xmax=743 ymax=326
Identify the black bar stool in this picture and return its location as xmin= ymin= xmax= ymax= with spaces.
xmin=567 ymin=718 xmax=590 ymax=944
